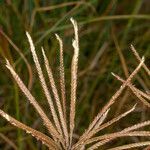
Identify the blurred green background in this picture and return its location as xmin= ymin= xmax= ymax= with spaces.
xmin=0 ymin=0 xmax=150 ymax=149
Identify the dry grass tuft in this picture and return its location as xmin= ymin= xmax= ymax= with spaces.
xmin=0 ymin=18 xmax=150 ymax=150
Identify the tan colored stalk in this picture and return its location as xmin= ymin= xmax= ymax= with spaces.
xmin=93 ymin=109 xmax=110 ymax=130
xmin=130 ymin=45 xmax=150 ymax=76
xmin=41 ymin=47 xmax=69 ymax=147
xmin=69 ymin=18 xmax=79 ymax=147
xmin=55 ymin=34 xmax=67 ymax=118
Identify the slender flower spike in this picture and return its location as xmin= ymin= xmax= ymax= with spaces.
xmin=0 ymin=18 xmax=150 ymax=150
xmin=69 ymin=17 xmax=79 ymax=147
xmin=55 ymin=34 xmax=67 ymax=119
